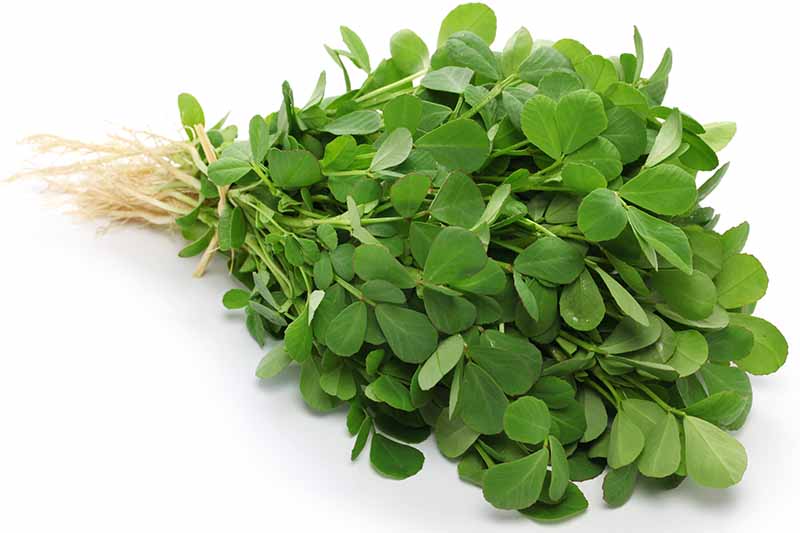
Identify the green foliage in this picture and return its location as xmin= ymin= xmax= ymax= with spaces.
xmin=160 ymin=4 xmax=787 ymax=523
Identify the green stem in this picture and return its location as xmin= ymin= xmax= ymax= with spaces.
xmin=245 ymin=234 xmax=293 ymax=299
xmin=475 ymin=441 xmax=497 ymax=468
xmin=625 ymin=377 xmax=686 ymax=417
xmin=354 ymin=69 xmax=428 ymax=104
xmin=493 ymin=240 xmax=524 ymax=253
xmin=334 ymin=275 xmax=376 ymax=306
xmin=324 ymin=170 xmax=371 ymax=177
xmin=583 ymin=378 xmax=618 ymax=407
xmin=592 ymin=369 xmax=623 ymax=407
xmin=491 ymin=140 xmax=530 ymax=157
xmin=460 ymin=75 xmax=518 ymax=120
xmin=517 ymin=217 xmax=559 ymax=239
xmin=358 ymin=86 xmax=418 ymax=109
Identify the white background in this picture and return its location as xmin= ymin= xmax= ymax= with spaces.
xmin=1 ymin=1 xmax=798 ymax=531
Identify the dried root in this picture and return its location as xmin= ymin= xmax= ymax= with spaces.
xmin=11 ymin=130 xmax=203 ymax=226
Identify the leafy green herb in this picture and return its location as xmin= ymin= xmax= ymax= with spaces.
xmin=33 ymin=2 xmax=788 ymax=524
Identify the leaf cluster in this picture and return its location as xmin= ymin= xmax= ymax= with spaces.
xmin=177 ymin=3 xmax=786 ymax=523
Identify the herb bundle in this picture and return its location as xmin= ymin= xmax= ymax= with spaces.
xmin=24 ymin=2 xmax=788 ymax=523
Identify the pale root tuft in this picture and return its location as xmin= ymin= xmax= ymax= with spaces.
xmin=11 ymin=130 xmax=203 ymax=226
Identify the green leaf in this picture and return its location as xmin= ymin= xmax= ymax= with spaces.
xmin=319 ymin=361 xmax=357 ymax=400
xmin=697 ymin=162 xmax=730 ymax=203
xmin=579 ymin=389 xmax=608 ymax=442
xmin=435 ymin=408 xmax=479 ymax=458
xmin=568 ymin=450 xmax=604 ymax=481
xmin=700 ymin=122 xmax=737 ymax=152
xmin=577 ymin=188 xmax=627 ymax=241
xmin=514 ymin=236 xmax=585 ymax=285
xmin=513 ymin=270 xmax=539 ymax=321
xmin=480 ymin=330 xmax=543 ymax=380
xmin=222 ymin=288 xmax=250 ymax=309
xmin=322 ymin=110 xmax=383 ymax=135
xmin=521 ymin=94 xmax=561 ymax=159
xmin=706 ymin=326 xmax=754 ymax=363
xmin=538 ymin=72 xmax=584 ymax=101
xmin=680 ymin=131 xmax=719 ymax=171
xmin=429 ymin=171 xmax=485 ymax=227
xmin=285 ymin=307 xmax=313 ymax=362
xmin=722 ymin=222 xmax=750 ymax=259
xmin=503 ymin=396 xmax=551 ymax=445
xmin=482 ymin=448 xmax=549 ymax=510
xmin=700 ymin=364 xmax=752 ymax=430
xmin=651 ymin=269 xmax=717 ymax=320
xmin=575 ymin=54 xmax=618 ymax=92
xmin=729 ymin=314 xmax=788 ymax=375
xmin=549 ymin=399 xmax=587 ymax=444
xmin=459 ymin=362 xmax=509 ymax=434
xmin=299 ymin=358 xmax=339 ymax=412
xmin=553 ymin=38 xmax=591 ymax=66
xmin=423 ymin=290 xmax=477 ymax=334
xmin=600 ymin=313 xmax=662 ymax=354
xmin=248 ymin=115 xmax=270 ymax=163
xmin=178 ymin=227 xmax=214 ymax=258
xmin=390 ymin=29 xmax=429 ymax=74
xmin=438 ymin=2 xmax=497 ymax=46
xmin=602 ymin=464 xmax=638 ymax=507
xmin=638 ymin=412 xmax=681 ymax=478
xmin=556 ymin=89 xmax=608 ymax=154
xmin=518 ymin=46 xmax=572 ymax=84
xmin=627 ymin=206 xmax=693 ymax=274
xmin=353 ymin=244 xmax=416 ymax=289
xmin=608 ymin=410 xmax=645 ymax=469
xmin=566 ymin=137 xmax=623 ymax=179
xmin=218 ymin=205 xmax=246 ymax=251
xmin=668 ymin=330 xmax=709 ymax=377
xmin=255 ymin=344 xmax=292 ymax=379
xmin=620 ymin=164 xmax=697 ymax=215
xmin=419 ymin=335 xmax=464 ymax=390
xmin=687 ymin=227 xmax=724 ymax=276
xmin=548 ymin=436 xmax=570 ymax=501
xmin=375 ymin=304 xmax=438 ymax=364
xmin=390 ymin=173 xmax=430 ymax=217
xmin=501 ymin=27 xmax=533 ymax=76
xmin=445 ymin=31 xmax=501 ymax=80
xmin=361 ymin=280 xmax=405 ymax=304
xmin=424 ymin=227 xmax=487 ymax=284
xmin=593 ymin=267 xmax=648 ymax=325
xmin=370 ymin=128 xmax=413 ymax=171
xmin=321 ymin=135 xmax=357 ymax=171
xmin=383 ymin=95 xmax=423 ymax=133
xmin=208 ymin=157 xmax=251 ymax=187
xmin=325 ymin=301 xmax=367 ymax=356
xmin=340 ymin=26 xmax=370 ymax=72
xmin=561 ymin=162 xmax=606 ymax=194
xmin=351 ymin=417 xmax=372 ymax=460
xmin=266 ymin=149 xmax=323 ymax=189
xmin=521 ymin=482 xmax=588 ymax=522
xmin=178 ymin=93 xmax=204 ymax=129
xmin=417 ymin=119 xmax=489 ymax=172
xmin=369 ymin=434 xmax=425 ymax=480
xmin=645 ymin=108 xmax=682 ymax=167
xmin=470 ymin=345 xmax=539 ymax=396
xmin=420 ymin=66 xmax=474 ymax=94
xmin=364 ymin=375 xmax=414 ymax=412
xmin=683 ymin=416 xmax=746 ymax=488
xmin=684 ymin=392 xmax=747 ymax=427
xmin=531 ymin=376 xmax=575 ymax=409
xmin=559 ymin=269 xmax=605 ymax=331
xmin=657 ymin=303 xmax=730 ymax=330
xmin=451 ymin=260 xmax=507 ymax=296
xmin=715 ymin=254 xmax=768 ymax=309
